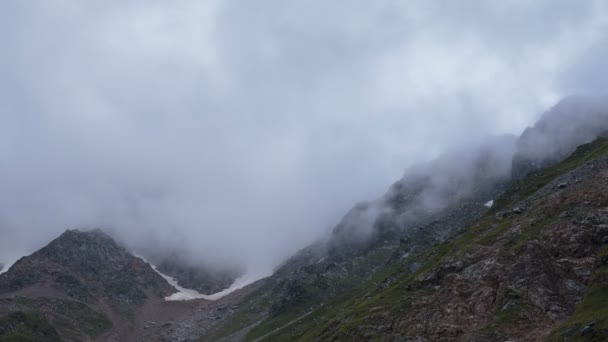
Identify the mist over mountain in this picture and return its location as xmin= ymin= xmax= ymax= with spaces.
xmin=2 ymin=101 xmax=608 ymax=340
xmin=328 ymin=134 xmax=517 ymax=252
xmin=2 ymin=1 xmax=608 ymax=278
xmin=2 ymin=9 xmax=608 ymax=340
xmin=4 ymin=1 xmax=608 ymax=341
xmin=514 ymin=96 xmax=608 ymax=178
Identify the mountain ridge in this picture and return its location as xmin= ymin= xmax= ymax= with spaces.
xmin=2 ymin=97 xmax=608 ymax=341
xmin=197 ymin=98 xmax=608 ymax=341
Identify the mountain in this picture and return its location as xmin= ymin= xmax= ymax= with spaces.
xmin=2 ymin=97 xmax=608 ymax=341
xmin=0 ymin=229 xmax=174 ymax=304
xmin=194 ymin=99 xmax=608 ymax=341
xmin=0 ymin=229 xmax=177 ymax=341
xmin=259 ymin=137 xmax=608 ymax=341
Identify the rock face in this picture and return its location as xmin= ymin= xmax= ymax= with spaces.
xmin=0 ymin=229 xmax=174 ymax=305
xmin=0 ymin=229 xmax=176 ymax=341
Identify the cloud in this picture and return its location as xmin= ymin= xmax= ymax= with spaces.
xmin=0 ymin=1 xmax=607 ymax=273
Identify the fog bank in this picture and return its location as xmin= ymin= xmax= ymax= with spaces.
xmin=1 ymin=1 xmax=608 ymax=273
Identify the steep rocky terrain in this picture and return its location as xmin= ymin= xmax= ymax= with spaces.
xmin=280 ymin=138 xmax=608 ymax=341
xmin=198 ymin=99 xmax=608 ymax=341
xmin=0 ymin=229 xmax=179 ymax=341
xmin=0 ymin=229 xmax=174 ymax=305
xmin=186 ymin=137 xmax=515 ymax=341
xmin=202 ymin=138 xmax=608 ymax=342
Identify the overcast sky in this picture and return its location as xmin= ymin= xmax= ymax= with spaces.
xmin=1 ymin=1 xmax=607 ymax=272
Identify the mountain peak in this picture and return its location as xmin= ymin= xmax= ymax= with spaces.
xmin=0 ymin=228 xmax=174 ymax=306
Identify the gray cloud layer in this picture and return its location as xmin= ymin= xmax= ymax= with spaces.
xmin=1 ymin=1 xmax=607 ymax=272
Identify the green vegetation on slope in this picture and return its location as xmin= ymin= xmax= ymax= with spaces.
xmin=491 ymin=137 xmax=608 ymax=213
xmin=242 ymin=137 xmax=608 ymax=341
xmin=548 ymin=247 xmax=608 ymax=341
xmin=0 ymin=311 xmax=62 ymax=342
xmin=2 ymin=297 xmax=113 ymax=339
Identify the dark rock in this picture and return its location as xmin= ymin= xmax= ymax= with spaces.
xmin=581 ymin=321 xmax=597 ymax=336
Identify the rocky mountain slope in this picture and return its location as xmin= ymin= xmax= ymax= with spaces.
xmin=198 ymin=98 xmax=608 ymax=341
xmin=0 ymin=229 xmax=174 ymax=304
xmin=0 ymin=229 xmax=178 ymax=341
xmin=256 ymin=138 xmax=608 ymax=341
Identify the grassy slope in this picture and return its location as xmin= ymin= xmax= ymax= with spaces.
xmin=0 ymin=297 xmax=113 ymax=341
xmin=0 ymin=311 xmax=62 ymax=342
xmin=547 ymin=247 xmax=608 ymax=341
xmin=245 ymin=138 xmax=608 ymax=341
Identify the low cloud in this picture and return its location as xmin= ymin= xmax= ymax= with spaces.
xmin=0 ymin=1 xmax=607 ymax=273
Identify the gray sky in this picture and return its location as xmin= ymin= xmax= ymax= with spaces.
xmin=1 ymin=1 xmax=607 ymax=272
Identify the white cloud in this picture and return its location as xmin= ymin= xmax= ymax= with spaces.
xmin=0 ymin=1 xmax=607 ymax=272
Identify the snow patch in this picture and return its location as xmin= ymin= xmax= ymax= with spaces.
xmin=484 ymin=200 xmax=494 ymax=208
xmin=136 ymin=255 xmax=271 ymax=301
xmin=172 ymin=270 xmax=272 ymax=301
